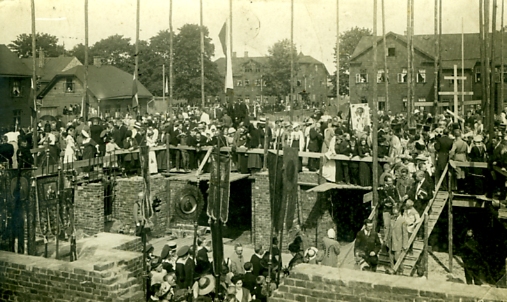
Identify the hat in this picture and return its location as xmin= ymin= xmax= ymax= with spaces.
xmin=81 ymin=129 xmax=90 ymax=138
xmin=177 ymin=245 xmax=190 ymax=257
xmin=292 ymin=122 xmax=300 ymax=129
xmin=304 ymin=247 xmax=318 ymax=261
xmin=259 ymin=118 xmax=266 ymax=124
xmin=168 ymin=241 xmax=177 ymax=250
xmin=327 ymin=228 xmax=336 ymax=239
xmin=414 ymin=109 xmax=420 ymax=114
xmin=177 ymin=132 xmax=187 ymax=137
xmin=228 ymin=128 xmax=236 ymax=135
xmin=194 ymin=274 xmax=215 ymax=296
xmin=134 ymin=122 xmax=141 ymax=129
xmin=160 ymin=244 xmax=171 ymax=259
xmin=145 ymin=244 xmax=154 ymax=253
xmin=473 ymin=135 xmax=483 ymax=142
xmin=415 ymin=154 xmax=428 ymax=161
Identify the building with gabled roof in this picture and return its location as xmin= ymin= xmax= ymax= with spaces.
xmin=215 ymin=52 xmax=329 ymax=108
xmin=349 ymin=31 xmax=507 ymax=114
xmin=37 ymin=58 xmax=153 ymax=118
xmin=0 ymin=45 xmax=33 ymax=128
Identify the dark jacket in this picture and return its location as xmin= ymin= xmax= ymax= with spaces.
xmin=434 ymin=135 xmax=454 ymax=169
xmin=354 ymin=229 xmax=382 ymax=256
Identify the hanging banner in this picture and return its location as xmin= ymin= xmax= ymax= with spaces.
xmin=268 ymin=152 xmax=283 ymax=232
xmin=281 ymin=147 xmax=299 ymax=232
xmin=36 ymin=175 xmax=59 ymax=237
xmin=350 ymin=103 xmax=371 ymax=132
xmin=207 ymin=148 xmax=231 ymax=223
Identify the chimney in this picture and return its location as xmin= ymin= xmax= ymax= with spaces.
xmin=38 ymin=49 xmax=45 ymax=68
xmin=93 ymin=56 xmax=103 ymax=67
xmin=232 ymin=52 xmax=237 ymax=58
xmin=244 ymin=51 xmax=248 ymax=58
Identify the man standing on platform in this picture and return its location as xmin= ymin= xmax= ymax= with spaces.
xmin=354 ymin=219 xmax=382 ymax=272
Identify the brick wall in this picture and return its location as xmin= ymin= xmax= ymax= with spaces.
xmin=115 ymin=175 xmax=170 ymax=237
xmin=270 ymin=264 xmax=507 ymax=302
xmin=252 ymin=172 xmax=336 ymax=252
xmin=0 ymin=234 xmax=145 ymax=302
xmin=75 ymin=183 xmax=104 ymax=235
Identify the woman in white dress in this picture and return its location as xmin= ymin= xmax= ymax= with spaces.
xmin=146 ymin=128 xmax=158 ymax=174
xmin=63 ymin=126 xmax=77 ymax=164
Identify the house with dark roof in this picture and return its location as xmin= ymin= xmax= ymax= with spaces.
xmin=215 ymin=51 xmax=329 ymax=107
xmin=21 ymin=50 xmax=82 ymax=93
xmin=38 ymin=58 xmax=153 ymax=118
xmin=0 ymin=45 xmax=33 ymax=128
xmin=349 ymin=31 xmax=507 ymax=114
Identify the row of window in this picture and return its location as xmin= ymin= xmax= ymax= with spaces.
xmin=356 ymin=69 xmax=426 ymax=83
xmin=236 ymin=79 xmax=267 ymax=87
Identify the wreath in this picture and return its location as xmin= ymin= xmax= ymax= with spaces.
xmin=174 ymin=184 xmax=204 ymax=221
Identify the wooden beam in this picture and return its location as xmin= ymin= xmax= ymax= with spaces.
xmin=196 ymin=147 xmax=213 ymax=177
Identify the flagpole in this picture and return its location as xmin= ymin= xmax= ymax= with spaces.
xmin=200 ymin=0 xmax=205 ymax=108
xmin=461 ymin=19 xmax=465 ymax=115
xmin=31 ymin=0 xmax=38 ymax=167
xmin=135 ymin=0 xmax=140 ymax=116
xmin=290 ymin=0 xmax=294 ymax=121
xmin=501 ymin=0 xmax=505 ymax=112
xmin=83 ymin=0 xmax=89 ymax=120
xmin=433 ymin=0 xmax=439 ymax=112
xmin=336 ymin=0 xmax=340 ymax=107
xmin=169 ymin=0 xmax=173 ymax=116
xmin=372 ymin=0 xmax=379 ymax=224
xmin=382 ymin=0 xmax=389 ymax=111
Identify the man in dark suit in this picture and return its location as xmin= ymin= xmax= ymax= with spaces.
xmin=434 ymin=128 xmax=454 ymax=189
xmin=407 ymin=170 xmax=434 ymax=215
xmin=250 ymin=244 xmax=264 ymax=277
xmin=175 ymin=245 xmax=195 ymax=290
xmin=307 ymin=121 xmax=323 ymax=171
xmin=242 ymin=262 xmax=257 ymax=293
xmin=195 ymin=237 xmax=211 ymax=276
xmin=354 ymin=219 xmax=382 ymax=272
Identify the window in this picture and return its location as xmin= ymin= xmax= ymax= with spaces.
xmin=263 ymin=80 xmax=267 ymax=87
xmin=417 ymin=69 xmax=426 ymax=83
xmin=255 ymin=68 xmax=261 ymax=73
xmin=13 ymin=109 xmax=22 ymax=126
xmin=402 ymin=97 xmax=408 ymax=108
xmin=355 ymin=73 xmax=368 ymax=83
xmin=11 ymin=79 xmax=22 ymax=97
xmin=475 ymin=70 xmax=481 ymax=82
xmin=378 ymin=97 xmax=386 ymax=110
xmin=245 ymin=67 xmax=252 ymax=73
xmin=65 ymin=77 xmax=75 ymax=92
xmin=397 ymin=69 xmax=408 ymax=83
xmin=254 ymin=79 xmax=261 ymax=86
xmin=236 ymin=80 xmax=243 ymax=87
xmin=418 ymin=98 xmax=427 ymax=105
xmin=387 ymin=47 xmax=396 ymax=57
xmin=377 ymin=69 xmax=388 ymax=83
xmin=315 ymin=65 xmax=319 ymax=72
xmin=244 ymin=79 xmax=250 ymax=86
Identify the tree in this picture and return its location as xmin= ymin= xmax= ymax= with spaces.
xmin=9 ymin=33 xmax=65 ymax=58
xmin=90 ymin=35 xmax=135 ymax=73
xmin=331 ymin=27 xmax=372 ymax=96
xmin=173 ymin=24 xmax=222 ymax=104
xmin=264 ymin=39 xmax=299 ymax=101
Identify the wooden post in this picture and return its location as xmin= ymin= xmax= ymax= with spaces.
xmin=166 ymin=134 xmax=171 ymax=172
xmin=372 ymin=0 xmax=379 ymax=213
xmin=382 ymin=0 xmax=389 ymax=111
xmin=485 ymin=0 xmax=493 ymax=137
xmin=407 ymin=0 xmax=412 ymax=122
xmin=83 ymin=0 xmax=89 ymax=120
xmin=491 ymin=0 xmax=497 ymax=117
xmin=501 ymin=0 xmax=505 ymax=112
xmin=410 ymin=0 xmax=415 ymax=120
xmin=433 ymin=0 xmax=439 ymax=112
xmin=336 ymin=0 xmax=340 ymax=105
xmin=56 ymin=162 xmax=61 ymax=259
xmin=448 ymin=167 xmax=453 ymax=273
xmin=290 ymin=0 xmax=294 ymax=121
xmin=70 ymin=173 xmax=77 ymax=262
xmin=438 ymin=0 xmax=443 ymax=114
xmin=480 ymin=0 xmax=486 ymax=111
xmin=200 ymin=0 xmax=205 ymax=108
xmin=27 ymin=177 xmax=36 ymax=256
xmin=169 ymin=0 xmax=173 ymax=115
xmin=135 ymin=0 xmax=140 ymax=116
xmin=162 ymin=64 xmax=166 ymax=106
xmin=30 ymin=0 xmax=38 ymax=166
xmin=424 ymin=212 xmax=429 ymax=278
xmin=461 ymin=19 xmax=465 ymax=115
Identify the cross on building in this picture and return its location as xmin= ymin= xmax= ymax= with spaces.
xmin=439 ymin=65 xmax=474 ymax=122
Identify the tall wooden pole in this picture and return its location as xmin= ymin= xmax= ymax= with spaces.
xmin=372 ymin=0 xmax=379 ymax=212
xmin=200 ymin=0 xmax=205 ymax=108
xmin=461 ymin=19 xmax=465 ymax=115
xmin=290 ymin=0 xmax=294 ymax=121
xmin=481 ymin=0 xmax=487 ymax=113
xmin=382 ymin=0 xmax=389 ymax=111
xmin=83 ymin=0 xmax=89 ymax=120
xmin=336 ymin=0 xmax=340 ymax=105
xmin=410 ymin=0 xmax=415 ymax=119
xmin=491 ymin=0 xmax=498 ymax=118
xmin=485 ymin=0 xmax=493 ymax=137
xmin=448 ymin=168 xmax=453 ymax=273
xmin=439 ymin=0 xmax=443 ymax=115
xmin=407 ymin=0 xmax=412 ymax=123
xmin=162 ymin=64 xmax=166 ymax=105
xmin=135 ymin=0 xmax=140 ymax=115
xmin=433 ymin=0 xmax=439 ymax=112
xmin=502 ymin=0 xmax=505 ymax=112
xmin=31 ymin=0 xmax=37 ymax=166
xmin=230 ymin=0 xmax=233 ymax=56
xmin=169 ymin=0 xmax=173 ymax=116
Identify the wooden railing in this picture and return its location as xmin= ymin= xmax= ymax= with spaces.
xmin=392 ymin=163 xmax=449 ymax=272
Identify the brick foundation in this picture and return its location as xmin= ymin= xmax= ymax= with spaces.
xmin=0 ymin=233 xmax=144 ymax=302
xmin=270 ymin=264 xmax=507 ymax=302
xmin=75 ymin=183 xmax=104 ymax=235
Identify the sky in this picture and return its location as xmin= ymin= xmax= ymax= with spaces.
xmin=0 ymin=0 xmax=496 ymax=73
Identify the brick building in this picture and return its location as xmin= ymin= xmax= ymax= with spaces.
xmin=349 ymin=32 xmax=507 ymax=114
xmin=215 ymin=52 xmax=329 ymax=107
xmin=0 ymin=45 xmax=33 ymax=128
xmin=37 ymin=58 xmax=153 ymax=118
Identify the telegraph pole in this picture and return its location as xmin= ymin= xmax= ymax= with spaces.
xmin=169 ymin=0 xmax=173 ymax=115
xmin=336 ymin=0 xmax=340 ymax=106
xmin=433 ymin=0 xmax=439 ymax=112
xmin=372 ymin=0 xmax=379 ymax=212
xmin=382 ymin=0 xmax=389 ymax=111
xmin=200 ymin=0 xmax=205 ymax=108
xmin=290 ymin=0 xmax=294 ymax=121
xmin=84 ymin=0 xmax=89 ymax=120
